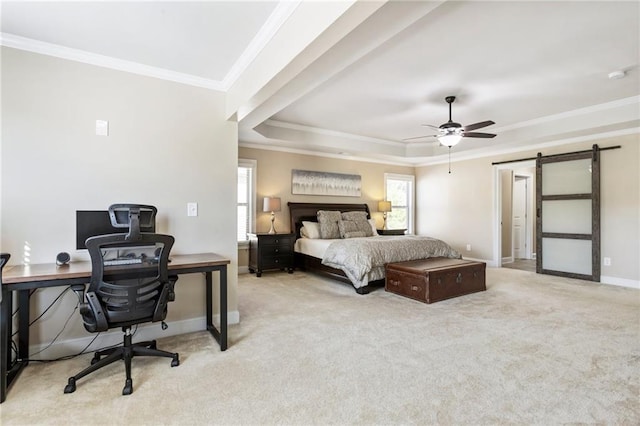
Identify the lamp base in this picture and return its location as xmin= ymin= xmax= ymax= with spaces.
xmin=268 ymin=212 xmax=277 ymax=234
xmin=383 ymin=213 xmax=388 ymax=230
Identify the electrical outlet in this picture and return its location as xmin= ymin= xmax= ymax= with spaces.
xmin=187 ymin=202 xmax=198 ymax=217
xmin=466 ymin=244 xmax=472 ymax=251
xmin=603 ymin=257 xmax=611 ymax=266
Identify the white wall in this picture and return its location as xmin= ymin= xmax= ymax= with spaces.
xmin=1 ymin=47 xmax=239 ymax=352
xmin=416 ymin=134 xmax=640 ymax=285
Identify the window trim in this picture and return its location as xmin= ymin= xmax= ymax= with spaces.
xmin=238 ymin=159 xmax=257 ymax=247
xmin=384 ymin=173 xmax=415 ymax=234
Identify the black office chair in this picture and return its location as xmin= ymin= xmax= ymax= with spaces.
xmin=0 ymin=253 xmax=8 ymax=273
xmin=0 ymin=252 xmax=9 ymax=290
xmin=64 ymin=232 xmax=179 ymax=396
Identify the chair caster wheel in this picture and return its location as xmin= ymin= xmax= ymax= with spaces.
xmin=122 ymin=379 xmax=133 ymax=395
xmin=64 ymin=378 xmax=76 ymax=394
xmin=91 ymin=354 xmax=100 ymax=365
xmin=171 ymin=355 xmax=179 ymax=367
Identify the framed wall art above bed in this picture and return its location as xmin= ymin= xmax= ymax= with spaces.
xmin=291 ymin=170 xmax=361 ymax=197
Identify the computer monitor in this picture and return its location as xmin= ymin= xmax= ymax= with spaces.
xmin=76 ymin=210 xmax=155 ymax=250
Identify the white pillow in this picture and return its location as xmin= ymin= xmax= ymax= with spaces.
xmin=368 ymin=219 xmax=378 ymax=236
xmin=300 ymin=226 xmax=309 ymax=238
xmin=301 ymin=221 xmax=321 ymax=239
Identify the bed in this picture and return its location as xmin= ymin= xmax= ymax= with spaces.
xmin=288 ymin=202 xmax=461 ymax=294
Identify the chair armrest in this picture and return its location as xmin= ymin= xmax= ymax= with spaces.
xmin=152 ymin=283 xmax=170 ymax=322
xmin=85 ymin=291 xmax=108 ymax=332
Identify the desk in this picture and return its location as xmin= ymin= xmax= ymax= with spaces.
xmin=0 ymin=252 xmax=230 ymax=403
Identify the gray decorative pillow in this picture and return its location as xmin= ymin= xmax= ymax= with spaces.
xmin=341 ymin=211 xmax=373 ymax=237
xmin=338 ymin=218 xmax=358 ymax=238
xmin=317 ymin=210 xmax=342 ymax=239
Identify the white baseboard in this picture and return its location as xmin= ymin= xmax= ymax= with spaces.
xmin=600 ymin=276 xmax=640 ymax=290
xmin=28 ymin=311 xmax=240 ymax=361
xmin=502 ymin=256 xmax=514 ymax=264
xmin=238 ymin=266 xmax=250 ymax=274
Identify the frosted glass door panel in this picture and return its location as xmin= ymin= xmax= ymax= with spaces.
xmin=542 ymin=238 xmax=592 ymax=275
xmin=542 ymin=159 xmax=592 ymax=195
xmin=542 ymin=200 xmax=592 ymax=234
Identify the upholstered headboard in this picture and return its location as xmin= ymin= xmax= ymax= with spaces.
xmin=288 ymin=202 xmax=371 ymax=239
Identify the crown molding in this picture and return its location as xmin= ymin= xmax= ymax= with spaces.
xmin=238 ymin=141 xmax=412 ymax=167
xmin=0 ymin=33 xmax=226 ymax=91
xmin=491 ymin=96 xmax=640 ymax=133
xmin=1 ymin=2 xmax=299 ymax=93
xmin=414 ymin=127 xmax=640 ymax=167
xmin=240 ymin=126 xmax=639 ymax=168
xmin=221 ymin=1 xmax=301 ymax=90
xmin=264 ymin=119 xmax=403 ymax=147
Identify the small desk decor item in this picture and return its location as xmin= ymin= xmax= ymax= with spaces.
xmin=291 ymin=169 xmax=361 ymax=196
xmin=263 ymin=197 xmax=281 ymax=234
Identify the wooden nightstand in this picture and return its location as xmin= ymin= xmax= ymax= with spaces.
xmin=247 ymin=233 xmax=295 ymax=277
xmin=377 ymin=229 xmax=407 ymax=236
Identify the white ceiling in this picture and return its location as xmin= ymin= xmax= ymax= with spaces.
xmin=2 ymin=1 xmax=639 ymax=165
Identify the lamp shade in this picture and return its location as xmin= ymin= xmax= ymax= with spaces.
xmin=378 ymin=200 xmax=392 ymax=213
xmin=263 ymin=197 xmax=281 ymax=213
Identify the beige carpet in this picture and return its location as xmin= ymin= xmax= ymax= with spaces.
xmin=1 ymin=268 xmax=638 ymax=425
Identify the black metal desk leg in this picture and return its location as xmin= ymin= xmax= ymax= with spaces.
xmin=204 ymin=268 xmax=228 ymax=351
xmin=0 ymin=287 xmax=11 ymax=403
xmin=205 ymin=271 xmax=213 ymax=330
xmin=220 ymin=267 xmax=227 ymax=351
xmin=17 ymin=290 xmax=30 ymax=361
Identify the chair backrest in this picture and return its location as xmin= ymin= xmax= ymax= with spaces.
xmin=83 ymin=232 xmax=174 ymax=331
xmin=1 ymin=253 xmax=10 ymax=303
xmin=0 ymin=253 xmax=9 ymax=271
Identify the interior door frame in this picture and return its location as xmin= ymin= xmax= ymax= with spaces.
xmin=512 ymin=173 xmax=534 ymax=260
xmin=492 ymin=160 xmax=536 ymax=267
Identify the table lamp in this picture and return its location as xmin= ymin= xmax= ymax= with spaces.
xmin=378 ymin=200 xmax=392 ymax=230
xmin=263 ymin=197 xmax=281 ymax=234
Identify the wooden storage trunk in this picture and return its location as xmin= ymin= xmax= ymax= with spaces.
xmin=385 ymin=258 xmax=486 ymax=304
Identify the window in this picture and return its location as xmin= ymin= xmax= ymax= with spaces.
xmin=384 ymin=173 xmax=415 ymax=234
xmin=238 ymin=159 xmax=257 ymax=243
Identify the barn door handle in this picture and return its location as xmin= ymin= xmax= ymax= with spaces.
xmin=456 ymin=273 xmax=462 ymax=284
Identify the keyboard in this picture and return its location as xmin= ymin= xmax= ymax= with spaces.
xmin=104 ymin=257 xmax=143 ymax=266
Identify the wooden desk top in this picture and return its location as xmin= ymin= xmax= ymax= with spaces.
xmin=2 ymin=253 xmax=230 ymax=284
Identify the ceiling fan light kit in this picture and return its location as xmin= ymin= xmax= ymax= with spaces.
xmin=438 ymin=131 xmax=463 ymax=147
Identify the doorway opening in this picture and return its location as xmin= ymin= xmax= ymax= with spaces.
xmin=492 ymin=160 xmax=535 ymax=271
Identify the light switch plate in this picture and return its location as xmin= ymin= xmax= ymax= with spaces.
xmin=187 ymin=202 xmax=198 ymax=217
xmin=96 ymin=120 xmax=109 ymax=136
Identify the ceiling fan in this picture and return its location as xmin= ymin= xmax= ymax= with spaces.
xmin=404 ymin=96 xmax=496 ymax=147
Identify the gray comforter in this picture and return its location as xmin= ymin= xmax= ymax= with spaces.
xmin=322 ymin=235 xmax=461 ymax=288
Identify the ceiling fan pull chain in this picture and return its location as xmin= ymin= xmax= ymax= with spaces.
xmin=448 ymin=147 xmax=452 ymax=174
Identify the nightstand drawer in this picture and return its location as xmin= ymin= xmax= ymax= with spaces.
xmin=261 ymin=245 xmax=292 ymax=255
xmin=260 ymin=235 xmax=294 ymax=247
xmin=261 ymin=254 xmax=293 ymax=269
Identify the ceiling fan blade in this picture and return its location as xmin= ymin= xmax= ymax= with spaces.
xmin=463 ymin=120 xmax=495 ymax=132
xmin=402 ymin=134 xmax=437 ymax=141
xmin=463 ymin=132 xmax=496 ymax=139
xmin=420 ymin=124 xmax=440 ymax=130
